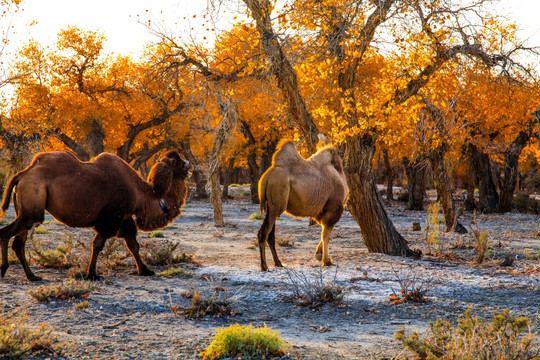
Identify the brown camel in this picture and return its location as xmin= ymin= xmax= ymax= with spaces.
xmin=0 ymin=149 xmax=191 ymax=281
xmin=257 ymin=136 xmax=348 ymax=271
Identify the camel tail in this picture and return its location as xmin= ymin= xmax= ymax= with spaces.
xmin=0 ymin=174 xmax=19 ymax=219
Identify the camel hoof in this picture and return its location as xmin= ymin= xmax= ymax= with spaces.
xmin=260 ymin=264 xmax=269 ymax=272
xmin=315 ymin=253 xmax=323 ymax=261
xmin=322 ymin=260 xmax=334 ymax=267
xmin=85 ymin=273 xmax=102 ymax=281
xmin=139 ymin=269 xmax=155 ymax=277
xmin=27 ymin=275 xmax=43 ymax=282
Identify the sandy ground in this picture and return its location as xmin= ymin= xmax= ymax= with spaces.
xmin=0 ymin=186 xmax=539 ymax=359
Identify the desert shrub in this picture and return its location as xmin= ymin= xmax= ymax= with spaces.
xmin=249 ymin=212 xmax=263 ymax=220
xmin=276 ymin=234 xmax=296 ymax=247
xmin=29 ymin=232 xmax=76 ymax=269
xmin=28 ymin=280 xmax=96 ymax=302
xmin=74 ymin=301 xmax=89 ymax=310
xmin=142 ymin=240 xmax=192 ymax=266
xmin=156 ymin=267 xmax=192 ymax=278
xmin=470 ymin=212 xmax=490 ymax=264
xmin=200 ymin=324 xmax=289 ymax=360
xmin=33 ymin=227 xmax=51 ymax=234
xmin=100 ymin=238 xmax=129 ymax=269
xmin=180 ymin=289 xmax=235 ymax=319
xmin=395 ymin=308 xmax=537 ymax=360
xmin=389 ymin=265 xmax=432 ymax=305
xmin=0 ymin=317 xmax=64 ymax=359
xmin=150 ymin=231 xmax=165 ymax=238
xmin=283 ymin=267 xmax=345 ymax=308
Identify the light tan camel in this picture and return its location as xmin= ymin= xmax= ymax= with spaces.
xmin=257 ymin=135 xmax=348 ymax=271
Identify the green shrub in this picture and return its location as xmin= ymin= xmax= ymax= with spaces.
xmin=29 ymin=234 xmax=75 ymax=269
xmin=150 ymin=231 xmax=165 ymax=238
xmin=249 ymin=212 xmax=263 ymax=220
xmin=74 ymin=301 xmax=89 ymax=310
xmin=200 ymin=324 xmax=289 ymax=360
xmin=0 ymin=318 xmax=64 ymax=359
xmin=156 ymin=267 xmax=192 ymax=278
xmin=28 ymin=280 xmax=96 ymax=302
xmin=34 ymin=227 xmax=51 ymax=234
xmin=395 ymin=308 xmax=537 ymax=360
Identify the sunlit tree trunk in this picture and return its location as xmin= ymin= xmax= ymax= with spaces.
xmin=383 ymin=149 xmax=394 ymax=201
xmin=239 ymin=119 xmax=260 ymax=203
xmin=346 ymin=136 xmax=420 ymax=256
xmin=209 ymin=97 xmax=237 ymax=226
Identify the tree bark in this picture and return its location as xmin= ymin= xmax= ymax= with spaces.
xmin=382 ymin=149 xmax=394 ymax=201
xmin=467 ymin=143 xmax=498 ymax=212
xmin=403 ymin=156 xmax=426 ymax=211
xmin=180 ymin=140 xmax=208 ymax=199
xmin=221 ymin=157 xmax=235 ymax=199
xmin=242 ymin=0 xmax=320 ymax=153
xmin=497 ymin=131 xmax=530 ymax=212
xmin=345 ymin=136 xmax=420 ymax=257
xmin=239 ymin=119 xmax=260 ymax=204
xmin=429 ymin=150 xmax=467 ymax=233
xmin=208 ymin=97 xmax=237 ymax=226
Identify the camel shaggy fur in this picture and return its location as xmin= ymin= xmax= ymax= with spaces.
xmin=0 ymin=150 xmax=191 ymax=281
xmin=258 ymin=137 xmax=348 ymax=271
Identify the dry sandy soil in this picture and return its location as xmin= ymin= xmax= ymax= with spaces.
xmin=0 ymin=186 xmax=539 ymax=359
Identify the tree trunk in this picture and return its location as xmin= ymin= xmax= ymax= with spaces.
xmin=467 ymin=143 xmax=498 ymax=213
xmin=429 ymin=150 xmax=467 ymax=233
xmin=239 ymin=119 xmax=260 ymax=204
xmin=403 ymin=156 xmax=426 ymax=211
xmin=180 ymin=140 xmax=208 ymax=199
xmin=345 ymin=136 xmax=420 ymax=257
xmin=259 ymin=139 xmax=278 ymax=177
xmin=221 ymin=157 xmax=235 ymax=199
xmin=497 ymin=131 xmax=530 ymax=213
xmin=208 ymin=97 xmax=237 ymax=226
xmin=464 ymin=171 xmax=477 ymax=211
xmin=382 ymin=149 xmax=394 ymax=201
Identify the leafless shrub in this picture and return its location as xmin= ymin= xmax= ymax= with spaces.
xmin=277 ymin=234 xmax=296 ymax=247
xmin=389 ymin=265 xmax=434 ymax=305
xmin=470 ymin=211 xmax=490 ymax=264
xmin=282 ymin=266 xmax=345 ymax=309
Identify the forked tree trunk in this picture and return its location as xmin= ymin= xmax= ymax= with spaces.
xmin=346 ymin=136 xmax=420 ymax=257
xmin=467 ymin=143 xmax=498 ymax=212
xmin=497 ymin=131 xmax=530 ymax=213
xmin=403 ymin=156 xmax=426 ymax=211
xmin=208 ymin=98 xmax=237 ymax=226
xmin=429 ymin=150 xmax=467 ymax=233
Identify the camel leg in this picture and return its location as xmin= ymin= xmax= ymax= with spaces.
xmin=319 ymin=225 xmax=335 ymax=267
xmin=118 ymin=217 xmax=154 ymax=277
xmin=257 ymin=211 xmax=280 ymax=271
xmin=315 ymin=204 xmax=344 ymax=266
xmin=12 ymin=230 xmax=41 ymax=282
xmin=86 ymin=233 xmax=107 ymax=280
xmin=0 ymin=218 xmax=33 ymax=279
xmin=267 ymin=223 xmax=283 ymax=267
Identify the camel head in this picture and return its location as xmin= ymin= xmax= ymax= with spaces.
xmin=160 ymin=150 xmax=192 ymax=180
xmin=148 ymin=150 xmax=191 ymax=194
